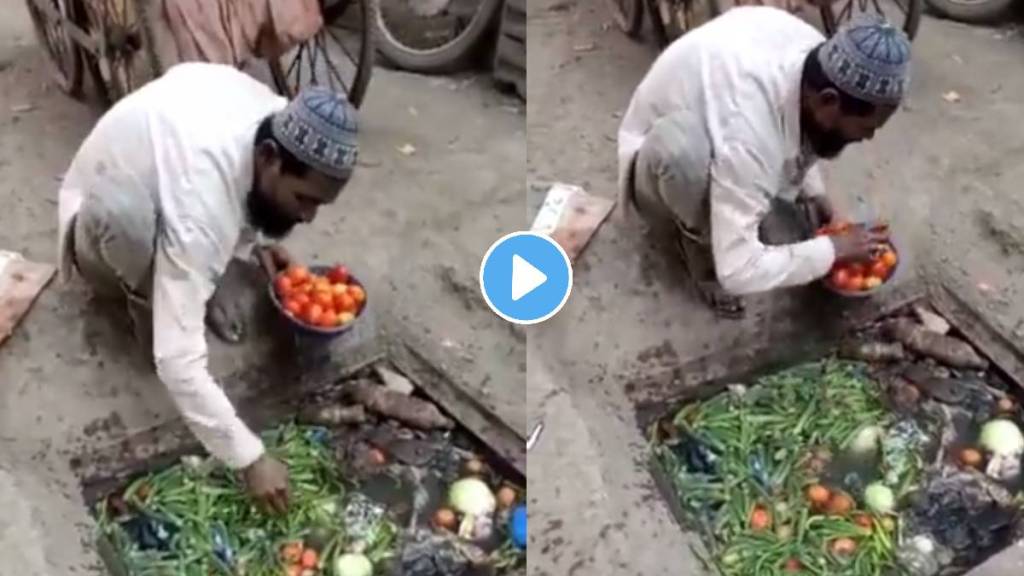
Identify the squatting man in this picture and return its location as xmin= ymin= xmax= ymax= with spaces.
xmin=618 ymin=8 xmax=910 ymax=318
xmin=57 ymin=63 xmax=359 ymax=513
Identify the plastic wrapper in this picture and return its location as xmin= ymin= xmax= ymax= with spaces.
xmin=531 ymin=183 xmax=615 ymax=262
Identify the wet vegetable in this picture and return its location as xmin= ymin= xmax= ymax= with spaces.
xmin=980 ymin=419 xmax=1024 ymax=456
xmin=464 ymin=458 xmax=484 ymax=476
xmin=334 ymin=553 xmax=373 ymax=576
xmin=496 ymin=486 xmax=518 ymax=509
xmin=830 ymin=537 xmax=857 ymax=555
xmin=807 ymin=485 xmax=831 ymax=508
xmin=959 ymin=447 xmax=984 ymax=469
xmin=432 ymin=507 xmax=457 ymax=531
xmin=783 ymin=558 xmax=802 ymax=572
xmin=824 ymin=492 xmax=854 ymax=516
xmin=864 ymin=483 xmax=896 ymax=514
xmin=300 ymin=548 xmax=319 ymax=569
xmin=448 ymin=478 xmax=497 ymax=516
xmin=996 ymin=397 xmax=1017 ymax=415
xmin=749 ymin=506 xmax=772 ymax=531
xmin=848 ymin=425 xmax=884 ymax=456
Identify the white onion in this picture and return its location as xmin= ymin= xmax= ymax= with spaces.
xmin=333 ymin=553 xmax=373 ymax=576
xmin=449 ymin=478 xmax=496 ymax=516
xmin=864 ymin=483 xmax=896 ymax=514
xmin=848 ymin=425 xmax=883 ymax=456
xmin=979 ymin=419 xmax=1024 ymax=456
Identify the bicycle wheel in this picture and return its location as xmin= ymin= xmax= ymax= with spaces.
xmin=820 ymin=0 xmax=923 ymax=40
xmin=606 ymin=0 xmax=644 ymax=37
xmin=270 ymin=0 xmax=376 ymax=108
xmin=26 ymin=0 xmax=84 ymax=96
xmin=80 ymin=0 xmax=162 ymax=103
xmin=373 ymin=0 xmax=503 ymax=74
xmin=649 ymin=0 xmax=721 ymax=48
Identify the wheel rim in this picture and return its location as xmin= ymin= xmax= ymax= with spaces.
xmin=828 ymin=0 xmax=912 ymax=31
xmin=657 ymin=0 xmax=717 ymax=38
xmin=377 ymin=0 xmax=486 ymax=54
xmin=276 ymin=0 xmax=370 ymax=101
xmin=27 ymin=0 xmax=79 ymax=89
xmin=87 ymin=0 xmax=150 ymax=99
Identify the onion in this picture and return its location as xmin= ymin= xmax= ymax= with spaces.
xmin=333 ymin=553 xmax=373 ymax=576
xmin=979 ymin=419 xmax=1024 ymax=456
xmin=864 ymin=483 xmax=896 ymax=514
xmin=848 ymin=425 xmax=883 ymax=457
xmin=448 ymin=478 xmax=496 ymax=516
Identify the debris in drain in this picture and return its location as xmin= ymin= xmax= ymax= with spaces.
xmin=652 ymin=304 xmax=1024 ymax=576
xmin=349 ymin=380 xmax=455 ymax=430
xmin=95 ymin=368 xmax=524 ymax=575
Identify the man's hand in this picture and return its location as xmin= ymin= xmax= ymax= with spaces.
xmin=256 ymin=245 xmax=293 ymax=278
xmin=829 ymin=224 xmax=889 ymax=263
xmin=244 ymin=454 xmax=290 ymax=514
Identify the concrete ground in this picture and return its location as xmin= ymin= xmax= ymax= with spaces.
xmin=0 ymin=2 xmax=524 ymax=573
xmin=527 ymin=2 xmax=1024 ymax=575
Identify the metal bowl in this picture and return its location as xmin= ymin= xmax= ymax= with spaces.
xmin=267 ymin=265 xmax=367 ymax=338
xmin=822 ymin=241 xmax=901 ymax=299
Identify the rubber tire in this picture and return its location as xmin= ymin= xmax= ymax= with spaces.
xmin=374 ymin=0 xmax=504 ymax=74
xmin=821 ymin=0 xmax=924 ymax=40
xmin=606 ymin=0 xmax=644 ymax=37
xmin=923 ymin=0 xmax=1014 ymax=24
xmin=26 ymin=0 xmax=84 ymax=97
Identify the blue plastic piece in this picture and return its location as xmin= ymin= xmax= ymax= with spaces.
xmin=510 ymin=505 xmax=527 ymax=549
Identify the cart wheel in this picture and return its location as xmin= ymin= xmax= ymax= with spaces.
xmin=648 ymin=0 xmax=721 ymax=48
xmin=820 ymin=0 xmax=923 ymax=40
xmin=270 ymin=0 xmax=376 ymax=108
xmin=26 ymin=0 xmax=84 ymax=96
xmin=606 ymin=0 xmax=644 ymax=37
xmin=81 ymin=0 xmax=162 ymax=103
xmin=372 ymin=0 xmax=502 ymax=74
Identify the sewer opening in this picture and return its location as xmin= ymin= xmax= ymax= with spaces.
xmin=642 ymin=294 xmax=1024 ymax=576
xmin=74 ymin=358 xmax=526 ymax=576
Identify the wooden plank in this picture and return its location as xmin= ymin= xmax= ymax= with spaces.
xmin=0 ymin=251 xmax=55 ymax=347
xmin=929 ymin=282 xmax=1024 ymax=391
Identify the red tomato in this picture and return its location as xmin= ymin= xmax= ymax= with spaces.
xmin=331 ymin=283 xmax=349 ymax=296
xmin=335 ymin=292 xmax=357 ymax=314
xmin=881 ymin=249 xmax=898 ymax=268
xmin=281 ymin=542 xmax=304 ymax=563
xmin=300 ymin=548 xmax=319 ymax=569
xmin=303 ymin=303 xmax=324 ymax=326
xmin=784 ymin=558 xmax=803 ymax=572
xmin=319 ymin=309 xmax=339 ymax=328
xmin=338 ymin=312 xmax=356 ymax=325
xmin=847 ymin=262 xmax=867 ymax=277
xmin=327 ymin=265 xmax=350 ymax=285
xmin=831 ymin=268 xmax=851 ymax=289
xmin=293 ymin=292 xmax=311 ymax=307
xmin=348 ymin=284 xmax=366 ymax=305
xmin=846 ymin=274 xmax=864 ymax=292
xmin=313 ymin=290 xmax=334 ymax=309
xmin=285 ymin=265 xmax=310 ymax=285
xmin=869 ymin=261 xmax=889 ymax=279
xmin=284 ymin=298 xmax=302 ymax=317
xmin=313 ymin=278 xmax=331 ymax=293
xmin=274 ymin=275 xmax=294 ymax=296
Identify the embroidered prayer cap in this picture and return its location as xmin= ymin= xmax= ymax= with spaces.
xmin=271 ymin=86 xmax=359 ymax=180
xmin=818 ymin=14 xmax=911 ymax=106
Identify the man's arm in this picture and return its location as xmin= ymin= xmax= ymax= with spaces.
xmin=151 ymin=228 xmax=266 ymax=469
xmin=709 ymin=141 xmax=836 ymax=295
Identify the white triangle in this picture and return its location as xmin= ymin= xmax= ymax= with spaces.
xmin=512 ymin=254 xmax=547 ymax=301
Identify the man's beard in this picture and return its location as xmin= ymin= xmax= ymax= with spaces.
xmin=802 ymin=108 xmax=852 ymax=160
xmin=247 ymin=187 xmax=297 ymax=239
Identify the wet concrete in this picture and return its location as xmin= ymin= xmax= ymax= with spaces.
xmin=526 ymin=2 xmax=1024 ymax=575
xmin=0 ymin=2 xmax=525 ymax=573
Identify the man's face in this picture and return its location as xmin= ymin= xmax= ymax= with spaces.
xmin=249 ymin=142 xmax=346 ymax=238
xmin=803 ymin=88 xmax=898 ymax=159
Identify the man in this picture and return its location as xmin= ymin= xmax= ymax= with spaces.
xmin=57 ymin=63 xmax=359 ymax=512
xmin=617 ymin=9 xmax=909 ymax=318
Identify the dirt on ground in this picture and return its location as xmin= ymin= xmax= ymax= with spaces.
xmin=527 ymin=2 xmax=1024 ymax=575
xmin=0 ymin=3 xmax=525 ymax=573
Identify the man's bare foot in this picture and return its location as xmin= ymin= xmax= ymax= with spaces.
xmin=206 ymin=284 xmax=247 ymax=344
xmin=696 ymin=280 xmax=746 ymax=319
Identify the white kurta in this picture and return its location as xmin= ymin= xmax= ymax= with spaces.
xmin=57 ymin=63 xmax=288 ymax=469
xmin=617 ymin=7 xmax=836 ymax=295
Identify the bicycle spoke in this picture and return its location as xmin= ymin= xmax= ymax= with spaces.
xmin=308 ymin=35 xmax=321 ymax=86
xmin=870 ymin=0 xmax=886 ymax=16
xmin=839 ymin=0 xmax=854 ymax=23
xmin=285 ymin=43 xmax=304 ymax=79
xmin=325 ymin=26 xmax=359 ymax=72
xmin=891 ymin=0 xmax=908 ymax=12
xmin=319 ymin=31 xmax=351 ymax=95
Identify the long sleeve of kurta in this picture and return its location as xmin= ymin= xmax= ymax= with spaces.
xmin=710 ymin=141 xmax=836 ymax=295
xmin=152 ymin=226 xmax=265 ymax=470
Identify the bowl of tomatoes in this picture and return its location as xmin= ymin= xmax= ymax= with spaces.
xmin=269 ymin=263 xmax=367 ymax=337
xmin=817 ymin=222 xmax=900 ymax=297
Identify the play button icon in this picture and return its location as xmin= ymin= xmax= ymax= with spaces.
xmin=480 ymin=232 xmax=573 ymax=325
xmin=511 ymin=255 xmax=546 ymax=301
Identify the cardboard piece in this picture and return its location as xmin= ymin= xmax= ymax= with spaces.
xmin=530 ymin=183 xmax=615 ymax=262
xmin=0 ymin=251 xmax=55 ymax=346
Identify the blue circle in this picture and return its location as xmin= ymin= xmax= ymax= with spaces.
xmin=480 ymin=232 xmax=573 ymax=325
